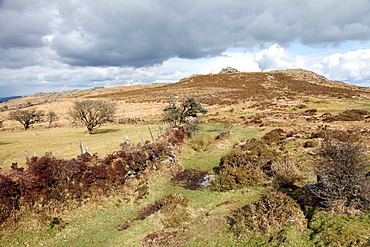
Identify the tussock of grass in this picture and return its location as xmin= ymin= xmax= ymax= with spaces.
xmin=227 ymin=190 xmax=307 ymax=237
xmin=309 ymin=210 xmax=370 ymax=246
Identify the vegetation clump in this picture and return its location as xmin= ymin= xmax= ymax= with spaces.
xmin=312 ymin=138 xmax=370 ymax=214
xmin=212 ymin=138 xmax=280 ymax=192
xmin=227 ymin=190 xmax=307 ymax=237
xmin=157 ymin=193 xmax=191 ymax=228
xmin=270 ymin=157 xmax=305 ymax=185
xmin=323 ymin=109 xmax=370 ymax=122
xmin=311 ymin=127 xmax=362 ymax=142
xmin=309 ymin=210 xmax=370 ymax=246
xmin=163 ymin=97 xmax=207 ymax=127
xmin=187 ymin=135 xmax=211 ymax=152
xmin=262 ymin=128 xmax=286 ymax=143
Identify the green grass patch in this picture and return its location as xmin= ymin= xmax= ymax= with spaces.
xmin=180 ymin=124 xmax=259 ymax=172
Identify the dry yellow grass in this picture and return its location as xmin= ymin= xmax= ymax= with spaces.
xmin=0 ymin=124 xmax=159 ymax=170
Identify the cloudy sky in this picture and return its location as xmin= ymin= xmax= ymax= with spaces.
xmin=1 ymin=0 xmax=370 ymax=97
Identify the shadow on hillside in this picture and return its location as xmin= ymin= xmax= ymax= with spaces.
xmin=94 ymin=128 xmax=120 ymax=134
xmin=0 ymin=141 xmax=12 ymax=145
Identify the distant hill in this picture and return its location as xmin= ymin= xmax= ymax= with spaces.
xmin=2 ymin=69 xmax=370 ymax=108
xmin=90 ymin=68 xmax=370 ymax=104
xmin=0 ymin=96 xmax=22 ymax=103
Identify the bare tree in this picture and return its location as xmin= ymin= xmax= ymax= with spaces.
xmin=46 ymin=110 xmax=58 ymax=126
xmin=8 ymin=108 xmax=44 ymax=130
xmin=69 ymin=99 xmax=117 ymax=134
xmin=313 ymin=139 xmax=370 ymax=213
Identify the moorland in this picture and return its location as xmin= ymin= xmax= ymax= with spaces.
xmin=0 ymin=68 xmax=369 ymax=246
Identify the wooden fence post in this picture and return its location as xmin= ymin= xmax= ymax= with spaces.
xmin=79 ymin=141 xmax=84 ymax=154
xmin=148 ymin=126 xmax=154 ymax=142
xmin=25 ymin=150 xmax=29 ymax=162
xmin=138 ymin=131 xmax=145 ymax=144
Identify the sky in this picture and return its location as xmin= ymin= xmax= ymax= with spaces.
xmin=1 ymin=0 xmax=370 ymax=97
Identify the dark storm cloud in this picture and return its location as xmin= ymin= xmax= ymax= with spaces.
xmin=0 ymin=1 xmax=52 ymax=49
xmin=1 ymin=0 xmax=370 ymax=69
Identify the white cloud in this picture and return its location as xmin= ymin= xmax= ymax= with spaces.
xmin=254 ymin=44 xmax=304 ymax=71
xmin=322 ymin=49 xmax=370 ymax=86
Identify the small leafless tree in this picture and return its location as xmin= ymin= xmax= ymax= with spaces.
xmin=69 ymin=99 xmax=117 ymax=134
xmin=313 ymin=138 xmax=370 ymax=213
xmin=8 ymin=108 xmax=44 ymax=130
xmin=46 ymin=110 xmax=58 ymax=126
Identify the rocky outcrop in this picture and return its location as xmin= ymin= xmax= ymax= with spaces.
xmin=219 ymin=67 xmax=239 ymax=74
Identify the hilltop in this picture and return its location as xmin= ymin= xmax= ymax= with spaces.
xmin=2 ymin=68 xmax=370 ymax=106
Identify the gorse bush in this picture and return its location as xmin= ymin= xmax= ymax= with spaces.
xmin=212 ymin=150 xmax=265 ymax=191
xmin=228 ymin=190 xmax=306 ymax=237
xmin=213 ymin=138 xmax=279 ymax=191
xmin=262 ymin=128 xmax=286 ymax=143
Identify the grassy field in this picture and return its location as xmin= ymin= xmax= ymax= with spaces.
xmin=0 ymin=124 xmax=158 ymax=170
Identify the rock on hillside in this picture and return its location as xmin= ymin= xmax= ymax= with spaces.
xmin=219 ymin=67 xmax=240 ymax=74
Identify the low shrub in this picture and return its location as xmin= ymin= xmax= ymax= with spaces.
xmin=313 ymin=139 xmax=370 ymax=213
xmin=157 ymin=193 xmax=191 ymax=228
xmin=0 ymin=174 xmax=19 ymax=222
xmin=234 ymin=138 xmax=279 ymax=169
xmin=304 ymin=108 xmax=317 ymax=113
xmin=227 ymin=190 xmax=307 ymax=237
xmin=187 ymin=135 xmax=211 ymax=152
xmin=262 ymin=128 xmax=286 ymax=143
xmin=303 ymin=140 xmax=318 ymax=148
xmin=311 ymin=128 xmax=361 ymax=142
xmin=323 ymin=109 xmax=370 ymax=122
xmin=116 ymin=193 xmax=190 ymax=231
xmin=309 ymin=210 xmax=370 ymax=246
xmin=212 ymin=150 xmax=265 ymax=191
xmin=271 ymin=157 xmax=305 ymax=184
